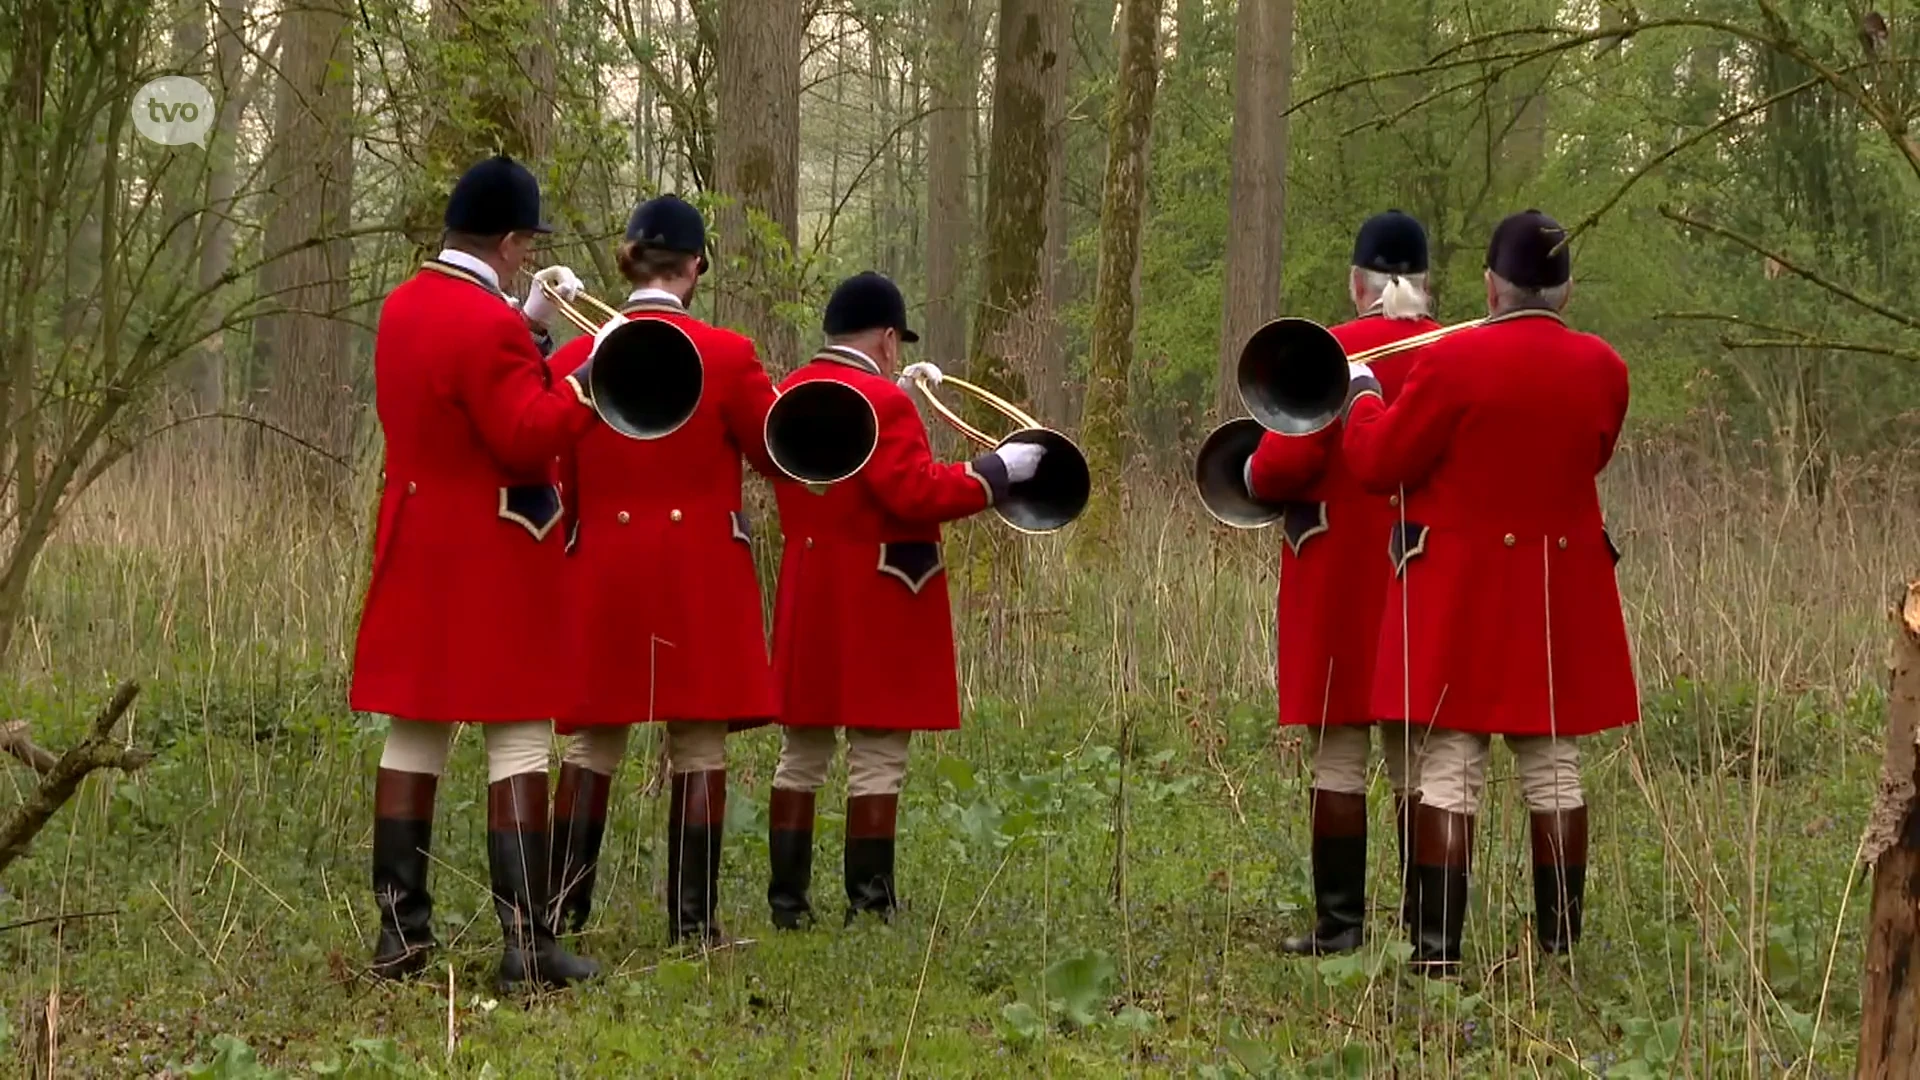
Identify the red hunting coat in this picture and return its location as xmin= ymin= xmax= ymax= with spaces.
xmin=550 ymin=299 xmax=781 ymax=729
xmin=1245 ymin=314 xmax=1440 ymax=729
xmin=770 ymin=349 xmax=1011 ymax=732
xmin=351 ymin=262 xmax=597 ymax=723
xmin=1343 ymin=310 xmax=1638 ymax=738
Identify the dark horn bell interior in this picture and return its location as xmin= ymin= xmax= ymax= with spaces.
xmin=766 ymin=380 xmax=879 ymax=485
xmin=590 ymin=319 xmax=704 ymax=439
xmin=995 ymin=429 xmax=1089 ymax=533
xmin=1194 ymin=417 xmax=1281 ymax=528
xmin=1236 ymin=317 xmax=1349 ymax=436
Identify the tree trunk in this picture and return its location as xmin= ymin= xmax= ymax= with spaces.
xmin=924 ymin=0 xmax=975 ymax=374
xmin=1213 ymin=0 xmax=1292 ymax=421
xmin=1858 ymin=582 xmax=1920 ymax=1079
xmin=714 ymin=0 xmax=802 ymax=367
xmin=1035 ymin=0 xmax=1072 ymax=422
xmin=402 ymin=0 xmax=559 ymax=257
xmin=255 ymin=0 xmax=355 ymax=479
xmin=967 ymin=0 xmax=1056 ymax=403
xmin=175 ymin=0 xmax=249 ymax=417
xmin=1073 ymin=0 xmax=1162 ymax=556
xmin=161 ymin=0 xmax=234 ymax=418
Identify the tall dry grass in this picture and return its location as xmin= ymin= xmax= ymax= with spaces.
xmin=9 ymin=428 xmax=1908 ymax=1071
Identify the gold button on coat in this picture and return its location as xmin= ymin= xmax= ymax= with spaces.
xmin=1558 ymin=537 xmax=1568 ymax=549
xmin=805 ymin=537 xmax=814 ymax=549
xmin=1503 ymin=533 xmax=1516 ymax=547
xmin=406 ymin=481 xmax=417 ymax=494
xmin=617 ymin=511 xmax=630 ymax=524
xmin=670 ymin=509 xmax=683 ymax=522
xmin=1388 ymin=494 xmax=1400 ymax=507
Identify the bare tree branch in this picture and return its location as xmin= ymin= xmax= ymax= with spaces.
xmin=1658 ymin=206 xmax=1920 ymax=332
xmin=1564 ymin=76 xmax=1823 ymax=243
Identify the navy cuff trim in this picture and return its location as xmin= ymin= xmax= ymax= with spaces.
xmin=967 ymin=452 xmax=1011 ymax=505
xmin=1342 ymin=381 xmax=1384 ymax=423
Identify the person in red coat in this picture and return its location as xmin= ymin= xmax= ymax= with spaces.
xmin=1342 ymin=209 xmax=1637 ymax=973
xmin=544 ymin=195 xmax=779 ymax=946
xmin=353 ymin=155 xmax=604 ymax=991
xmin=764 ymin=272 xmax=1043 ymax=927
xmin=1241 ymin=211 xmax=1439 ymax=956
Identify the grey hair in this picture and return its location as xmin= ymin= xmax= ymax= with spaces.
xmin=1351 ymin=267 xmax=1431 ymax=320
xmin=1487 ymin=270 xmax=1570 ymax=314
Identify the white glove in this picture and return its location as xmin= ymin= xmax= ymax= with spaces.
xmin=1349 ymin=361 xmax=1375 ymax=384
xmin=994 ymin=442 xmax=1046 ymax=484
xmin=590 ymin=314 xmax=629 ymax=357
xmin=898 ymin=361 xmax=944 ymax=391
xmin=522 ymin=265 xmax=584 ymax=327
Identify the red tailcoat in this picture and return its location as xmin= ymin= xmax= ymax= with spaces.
xmin=549 ymin=300 xmax=780 ymax=729
xmin=1246 ymin=314 xmax=1440 ymax=729
xmin=351 ymin=262 xmax=597 ymax=723
xmin=1343 ymin=310 xmax=1637 ymax=738
xmin=770 ymin=350 xmax=1010 ymax=732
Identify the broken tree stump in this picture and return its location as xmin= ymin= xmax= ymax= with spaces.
xmin=1858 ymin=584 xmax=1920 ymax=1079
xmin=0 ymin=681 xmax=150 ymax=877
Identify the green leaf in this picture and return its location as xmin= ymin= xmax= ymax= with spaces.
xmin=724 ymin=789 xmax=764 ymax=836
xmin=1112 ymin=1004 xmax=1156 ymax=1033
xmin=1044 ymin=947 xmax=1118 ymax=1028
xmin=998 ymin=1001 xmax=1045 ymax=1047
xmin=935 ymin=755 xmax=977 ymax=793
xmin=959 ymin=799 xmax=1006 ymax=848
xmin=655 ymin=958 xmax=704 ymax=994
xmin=1316 ymin=951 xmax=1367 ymax=988
xmin=1223 ymin=1020 xmax=1277 ymax=1074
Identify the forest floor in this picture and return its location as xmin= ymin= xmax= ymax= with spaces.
xmin=0 ymin=450 xmax=1895 ymax=1077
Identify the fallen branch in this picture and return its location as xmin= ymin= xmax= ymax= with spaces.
xmin=0 ymin=681 xmax=152 ymax=877
xmin=0 ymin=721 xmax=60 ymax=774
xmin=0 ymin=908 xmax=120 ymax=933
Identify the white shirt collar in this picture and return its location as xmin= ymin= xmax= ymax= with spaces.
xmin=435 ymin=249 xmax=501 ymax=292
xmin=626 ymin=286 xmax=685 ymax=307
xmin=828 ymin=344 xmax=878 ymax=368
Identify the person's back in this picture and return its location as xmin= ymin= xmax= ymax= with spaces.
xmin=1339 ymin=208 xmax=1640 ymax=978
xmin=556 ymin=309 xmax=775 ymax=516
xmin=1376 ymin=313 xmax=1627 ymax=537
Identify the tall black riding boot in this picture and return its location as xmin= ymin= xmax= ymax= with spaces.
xmin=548 ymin=763 xmax=612 ymax=935
xmin=667 ymin=770 xmax=728 ymax=945
xmin=371 ymin=769 xmax=438 ymax=980
xmin=1531 ymin=806 xmax=1588 ymax=955
xmin=489 ymin=772 xmax=600 ymax=992
xmin=1410 ymin=802 xmax=1473 ymax=977
xmin=767 ymin=787 xmax=816 ymax=930
xmin=844 ymin=793 xmax=899 ymax=924
xmin=1281 ymin=789 xmax=1368 ymax=955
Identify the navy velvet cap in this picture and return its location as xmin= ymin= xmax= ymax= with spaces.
xmin=625 ymin=195 xmax=709 ymax=273
xmin=445 ymin=155 xmax=550 ymax=235
xmin=823 ymin=271 xmax=919 ymax=343
xmin=1486 ymin=209 xmax=1571 ymax=288
xmin=1352 ymin=210 xmax=1429 ymax=275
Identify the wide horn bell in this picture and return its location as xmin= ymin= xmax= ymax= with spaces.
xmin=764 ymin=379 xmax=880 ymax=485
xmin=1235 ymin=317 xmax=1351 ymax=437
xmin=1194 ymin=417 xmax=1282 ymax=528
xmin=534 ymin=277 xmax=704 ymax=440
xmin=586 ymin=317 xmax=704 ymax=439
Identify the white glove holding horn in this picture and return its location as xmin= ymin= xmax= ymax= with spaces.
xmin=898 ymin=361 xmax=943 ymax=391
xmin=522 ymin=265 xmax=584 ymax=327
xmin=994 ymin=442 xmax=1046 ymax=484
